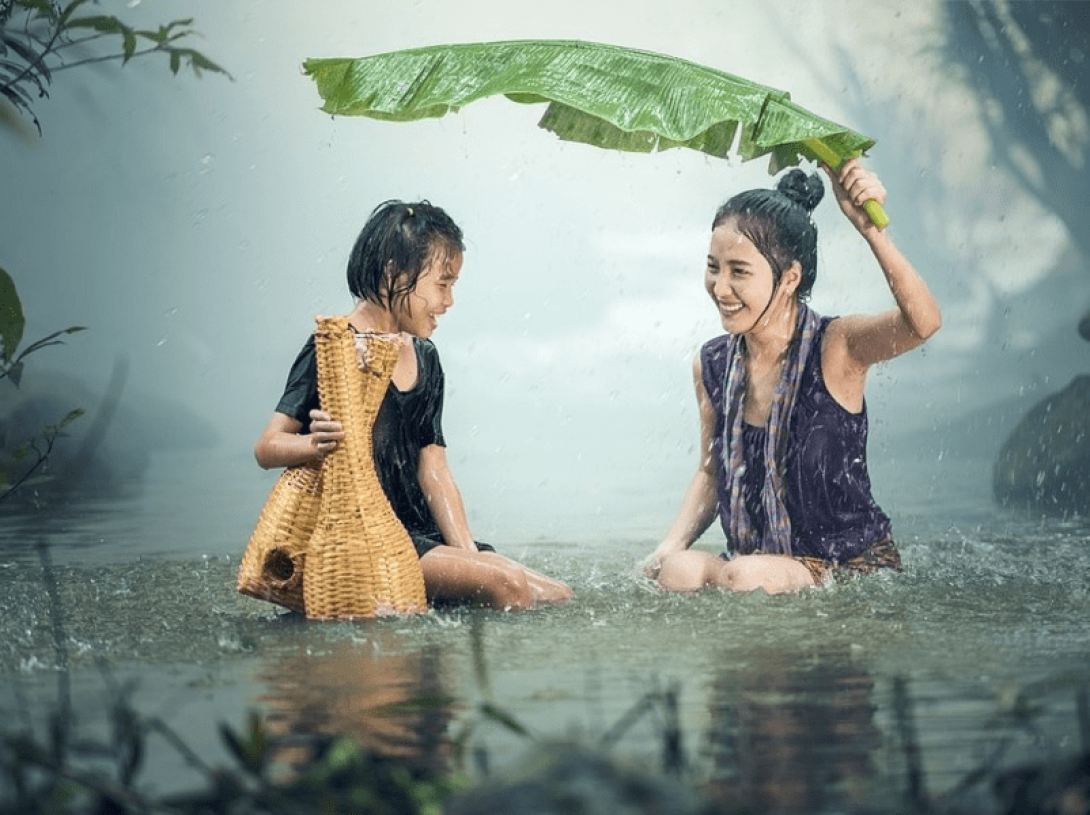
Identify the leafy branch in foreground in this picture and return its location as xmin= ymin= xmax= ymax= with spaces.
xmin=1 ymin=0 xmax=231 ymax=133
xmin=1 ymin=691 xmax=464 ymax=815
xmin=0 ymin=266 xmax=85 ymax=503
xmin=2 ymin=268 xmax=85 ymax=388
xmin=0 ymin=406 xmax=83 ymax=503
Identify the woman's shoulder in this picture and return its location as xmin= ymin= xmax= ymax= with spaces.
xmin=698 ymin=334 xmax=736 ymax=397
xmin=699 ymin=333 xmax=735 ymax=372
xmin=803 ymin=312 xmax=837 ymax=377
xmin=700 ymin=333 xmax=734 ymax=358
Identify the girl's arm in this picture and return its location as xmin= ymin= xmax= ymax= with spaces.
xmin=822 ymin=160 xmax=942 ymax=372
xmin=418 ymin=443 xmax=478 ymax=551
xmin=643 ymin=355 xmax=720 ymax=574
xmin=254 ymin=409 xmax=344 ymax=470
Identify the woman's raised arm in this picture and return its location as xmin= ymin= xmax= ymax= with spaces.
xmin=822 ymin=160 xmax=941 ymax=372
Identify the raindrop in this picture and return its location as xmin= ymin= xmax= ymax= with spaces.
xmin=163 ymin=306 xmax=179 ymax=319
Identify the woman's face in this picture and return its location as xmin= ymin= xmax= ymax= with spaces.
xmin=393 ymin=248 xmax=463 ymax=338
xmin=705 ymin=219 xmax=778 ymax=335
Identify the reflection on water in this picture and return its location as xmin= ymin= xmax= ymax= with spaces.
xmin=1 ymin=451 xmax=1088 ymax=812
xmin=702 ymin=646 xmax=882 ymax=813
xmin=258 ymin=630 xmax=455 ymax=776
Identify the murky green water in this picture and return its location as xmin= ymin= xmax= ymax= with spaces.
xmin=1 ymin=450 xmax=1088 ymax=813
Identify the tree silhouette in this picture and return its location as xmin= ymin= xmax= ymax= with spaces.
xmin=942 ymin=1 xmax=1089 ymax=271
xmin=1 ymin=0 xmax=227 ymax=503
xmin=945 ymin=2 xmax=1090 ymax=508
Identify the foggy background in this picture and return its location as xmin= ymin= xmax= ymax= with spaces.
xmin=2 ymin=0 xmax=1086 ymax=556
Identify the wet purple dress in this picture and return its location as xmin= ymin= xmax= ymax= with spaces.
xmin=701 ymin=317 xmax=892 ymax=562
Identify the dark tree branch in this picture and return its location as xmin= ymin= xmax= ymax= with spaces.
xmin=943 ymin=0 xmax=1089 ymax=264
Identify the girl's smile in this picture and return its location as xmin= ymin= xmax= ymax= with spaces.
xmin=395 ymin=250 xmax=463 ymax=338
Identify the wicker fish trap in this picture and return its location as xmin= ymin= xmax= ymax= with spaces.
xmin=236 ymin=460 xmax=320 ymax=613
xmin=237 ymin=317 xmax=427 ymax=618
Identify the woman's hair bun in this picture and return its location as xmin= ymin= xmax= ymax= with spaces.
xmin=776 ymin=168 xmax=824 ymax=213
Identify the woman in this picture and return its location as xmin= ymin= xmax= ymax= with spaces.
xmin=643 ymin=161 xmax=940 ymax=594
xmin=256 ymin=200 xmax=573 ymax=610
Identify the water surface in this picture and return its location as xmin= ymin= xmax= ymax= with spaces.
xmin=1 ymin=449 xmax=1087 ymax=813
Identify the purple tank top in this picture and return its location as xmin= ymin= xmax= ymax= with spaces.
xmin=701 ymin=317 xmax=891 ymax=562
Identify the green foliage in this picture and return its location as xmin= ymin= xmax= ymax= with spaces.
xmin=0 ymin=405 xmax=84 ymax=502
xmin=0 ymin=266 xmax=25 ymax=360
xmin=1 ymin=0 xmax=231 ymax=133
xmin=303 ymin=39 xmax=875 ymax=173
xmin=1 ymin=267 xmax=85 ymax=389
xmin=2 ymin=0 xmax=227 ymax=500
xmin=1 ymin=689 xmax=468 ymax=815
xmin=0 ymin=267 xmax=85 ymax=503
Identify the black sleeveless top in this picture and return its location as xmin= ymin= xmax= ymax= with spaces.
xmin=274 ymin=334 xmax=446 ymax=544
xmin=701 ymin=317 xmax=891 ymax=561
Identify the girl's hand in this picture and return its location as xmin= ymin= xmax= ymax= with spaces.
xmin=308 ymin=409 xmax=344 ymax=459
xmin=822 ymin=159 xmax=888 ymax=236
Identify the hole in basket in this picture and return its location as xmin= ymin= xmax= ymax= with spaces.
xmin=264 ymin=548 xmax=296 ymax=582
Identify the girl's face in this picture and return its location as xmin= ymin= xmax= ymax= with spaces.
xmin=705 ymin=219 xmax=779 ymax=335
xmin=393 ymin=248 xmax=463 ymax=338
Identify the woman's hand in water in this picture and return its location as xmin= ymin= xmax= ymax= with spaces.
xmin=307 ymin=409 xmax=345 ymax=459
xmin=638 ymin=548 xmax=669 ymax=580
xmin=822 ymin=159 xmax=888 ymax=236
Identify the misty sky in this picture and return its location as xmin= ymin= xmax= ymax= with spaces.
xmin=2 ymin=0 xmax=1085 ymax=548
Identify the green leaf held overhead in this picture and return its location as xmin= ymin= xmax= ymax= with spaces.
xmin=302 ymin=39 xmax=876 ymax=173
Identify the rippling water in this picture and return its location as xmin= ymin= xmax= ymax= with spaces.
xmin=1 ymin=449 xmax=1088 ymax=813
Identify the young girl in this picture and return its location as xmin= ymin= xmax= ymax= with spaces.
xmin=643 ymin=160 xmax=941 ymax=594
xmin=255 ymin=200 xmax=573 ymax=610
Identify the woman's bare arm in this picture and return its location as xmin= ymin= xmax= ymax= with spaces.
xmin=643 ymin=355 xmax=720 ymax=573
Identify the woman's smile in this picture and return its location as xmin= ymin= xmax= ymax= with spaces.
xmin=705 ymin=220 xmax=778 ymax=334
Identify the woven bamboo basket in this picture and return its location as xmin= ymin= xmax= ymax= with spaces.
xmin=303 ymin=317 xmax=427 ymax=619
xmin=236 ymin=461 xmax=321 ymax=613
xmin=237 ymin=317 xmax=428 ymax=618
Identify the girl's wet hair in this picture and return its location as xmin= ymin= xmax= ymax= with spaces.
xmin=712 ymin=169 xmax=824 ymax=301
xmin=347 ymin=200 xmax=464 ymax=309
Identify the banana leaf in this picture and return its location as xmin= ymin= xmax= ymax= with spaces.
xmin=304 ymin=39 xmax=887 ymax=226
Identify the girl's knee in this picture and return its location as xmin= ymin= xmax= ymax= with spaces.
xmin=536 ymin=579 xmax=574 ymax=604
xmin=486 ymin=565 xmax=535 ymax=610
